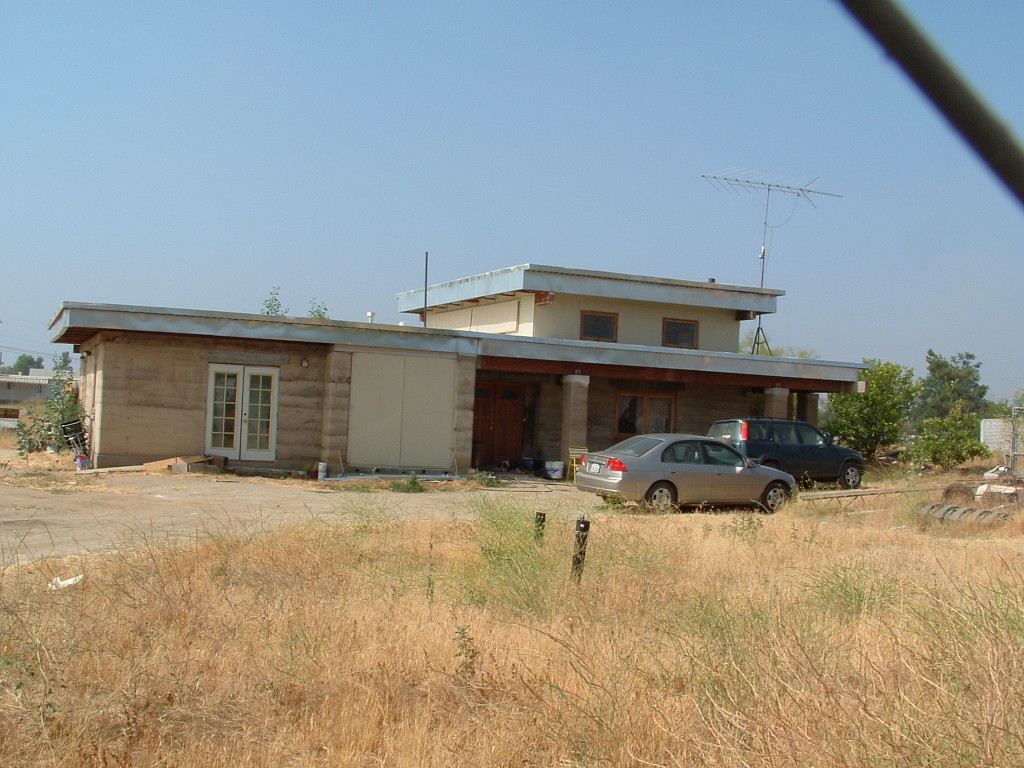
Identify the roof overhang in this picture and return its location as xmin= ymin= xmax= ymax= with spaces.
xmin=396 ymin=263 xmax=783 ymax=316
xmin=50 ymin=301 xmax=864 ymax=393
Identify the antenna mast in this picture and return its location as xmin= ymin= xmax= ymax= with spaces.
xmin=703 ymin=172 xmax=841 ymax=355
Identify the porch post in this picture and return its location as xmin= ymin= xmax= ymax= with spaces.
xmin=560 ymin=374 xmax=590 ymax=464
xmin=796 ymin=392 xmax=820 ymax=425
xmin=763 ymin=386 xmax=790 ymax=419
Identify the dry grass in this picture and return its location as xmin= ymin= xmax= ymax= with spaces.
xmin=0 ymin=429 xmax=17 ymax=451
xmin=2 ymin=482 xmax=1024 ymax=766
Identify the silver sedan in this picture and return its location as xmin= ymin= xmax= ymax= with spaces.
xmin=575 ymin=434 xmax=797 ymax=512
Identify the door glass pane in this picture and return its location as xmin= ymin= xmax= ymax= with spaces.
xmin=617 ymin=395 xmax=640 ymax=435
xmin=246 ymin=374 xmax=273 ymax=451
xmin=646 ymin=397 xmax=673 ymax=433
xmin=211 ymin=372 xmax=237 ymax=449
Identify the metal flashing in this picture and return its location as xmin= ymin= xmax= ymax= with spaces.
xmin=395 ymin=263 xmax=784 ymax=315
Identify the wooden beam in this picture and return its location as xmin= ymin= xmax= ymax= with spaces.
xmin=478 ymin=356 xmax=848 ymax=393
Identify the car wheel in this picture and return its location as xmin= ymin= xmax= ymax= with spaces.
xmin=644 ymin=481 xmax=677 ymax=512
xmin=839 ymin=463 xmax=862 ymax=489
xmin=759 ymin=481 xmax=789 ymax=513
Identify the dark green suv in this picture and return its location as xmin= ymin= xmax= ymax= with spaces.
xmin=708 ymin=418 xmax=865 ymax=488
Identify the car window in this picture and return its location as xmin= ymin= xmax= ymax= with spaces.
xmin=702 ymin=441 xmax=745 ymax=467
xmin=663 ymin=441 xmax=702 ymax=464
xmin=604 ymin=435 xmax=664 ymax=457
xmin=748 ymin=421 xmax=769 ymax=440
xmin=772 ymin=422 xmax=799 ymax=444
xmin=796 ymin=423 xmax=826 ymax=446
xmin=708 ymin=423 xmax=733 ymax=440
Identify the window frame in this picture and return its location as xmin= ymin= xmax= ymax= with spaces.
xmin=662 ymin=317 xmax=699 ymax=349
xmin=580 ymin=310 xmax=619 ymax=343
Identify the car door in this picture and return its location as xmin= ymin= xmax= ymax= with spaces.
xmin=659 ymin=440 xmax=714 ymax=503
xmin=794 ymin=422 xmax=834 ymax=479
xmin=769 ymin=421 xmax=807 ymax=478
xmin=702 ymin=440 xmax=766 ymax=503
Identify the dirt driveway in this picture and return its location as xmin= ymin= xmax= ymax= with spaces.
xmin=0 ymin=451 xmax=594 ymax=567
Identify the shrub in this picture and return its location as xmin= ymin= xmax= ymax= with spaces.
xmin=907 ymin=402 xmax=989 ymax=470
xmin=15 ymin=368 xmax=85 ymax=456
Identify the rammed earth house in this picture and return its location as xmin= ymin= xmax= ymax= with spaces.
xmin=50 ymin=264 xmax=865 ymax=471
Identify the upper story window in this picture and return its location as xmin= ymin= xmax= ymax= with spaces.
xmin=662 ymin=318 xmax=698 ymax=349
xmin=580 ymin=311 xmax=618 ymax=342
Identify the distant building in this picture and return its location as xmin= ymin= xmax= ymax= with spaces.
xmin=0 ymin=369 xmax=57 ymax=405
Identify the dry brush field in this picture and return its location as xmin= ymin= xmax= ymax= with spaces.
xmin=2 ymin=463 xmax=1024 ymax=767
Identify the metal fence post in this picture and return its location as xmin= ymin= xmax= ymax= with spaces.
xmin=571 ymin=515 xmax=590 ymax=583
xmin=534 ymin=511 xmax=546 ymax=543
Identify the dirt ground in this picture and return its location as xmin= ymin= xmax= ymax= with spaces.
xmin=0 ymin=450 xmax=594 ymax=568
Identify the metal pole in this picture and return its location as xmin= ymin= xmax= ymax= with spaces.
xmin=423 ymin=251 xmax=429 ymax=327
xmin=534 ymin=510 xmax=546 ymax=543
xmin=571 ymin=515 xmax=590 ymax=584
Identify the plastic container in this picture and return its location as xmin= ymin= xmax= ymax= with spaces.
xmin=545 ymin=460 xmax=565 ymax=480
xmin=75 ymin=455 xmax=89 ymax=471
xmin=317 ymin=462 xmax=328 ymax=481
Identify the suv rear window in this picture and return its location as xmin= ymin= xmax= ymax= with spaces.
xmin=708 ymin=422 xmax=738 ymax=440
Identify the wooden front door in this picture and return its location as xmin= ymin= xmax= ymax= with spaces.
xmin=473 ymin=382 xmax=524 ymax=468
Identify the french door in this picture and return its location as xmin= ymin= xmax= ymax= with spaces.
xmin=205 ymin=364 xmax=279 ymax=461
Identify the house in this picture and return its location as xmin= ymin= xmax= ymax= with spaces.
xmin=49 ymin=264 xmax=865 ymax=471
xmin=0 ymin=369 xmax=59 ymax=406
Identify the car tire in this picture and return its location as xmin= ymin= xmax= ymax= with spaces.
xmin=644 ymin=481 xmax=677 ymax=512
xmin=839 ymin=463 xmax=862 ymax=489
xmin=759 ymin=481 xmax=789 ymax=513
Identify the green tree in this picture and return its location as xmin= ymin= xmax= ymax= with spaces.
xmin=823 ymin=359 xmax=920 ymax=459
xmin=907 ymin=401 xmax=989 ymax=470
xmin=260 ymin=286 xmax=289 ymax=316
xmin=53 ymin=351 xmax=73 ymax=373
xmin=913 ymin=350 xmax=989 ymax=423
xmin=307 ymin=298 xmax=329 ymax=319
xmin=15 ymin=367 xmax=86 ymax=455
xmin=4 ymin=354 xmax=43 ymax=375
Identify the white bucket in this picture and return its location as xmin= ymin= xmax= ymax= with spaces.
xmin=545 ymin=460 xmax=565 ymax=480
xmin=317 ymin=462 xmax=327 ymax=481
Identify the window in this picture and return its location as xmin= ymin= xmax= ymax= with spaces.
xmin=796 ymin=422 xmax=826 ymax=446
xmin=663 ymin=318 xmax=698 ymax=349
xmin=703 ymin=441 xmax=746 ymax=467
xmin=663 ymin=440 xmax=702 ymax=464
xmin=580 ymin=311 xmax=618 ymax=342
xmin=615 ymin=393 xmax=674 ymax=436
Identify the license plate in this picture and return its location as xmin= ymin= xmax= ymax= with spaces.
xmin=588 ymin=462 xmax=600 ymax=473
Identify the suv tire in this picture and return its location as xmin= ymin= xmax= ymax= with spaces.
xmin=839 ymin=463 xmax=862 ymax=489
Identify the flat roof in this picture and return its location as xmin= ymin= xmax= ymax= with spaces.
xmin=49 ymin=301 xmax=864 ymax=391
xmin=395 ymin=263 xmax=784 ymax=315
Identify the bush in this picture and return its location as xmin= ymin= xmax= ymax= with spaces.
xmin=15 ymin=368 xmax=85 ymax=456
xmin=907 ymin=402 xmax=989 ymax=470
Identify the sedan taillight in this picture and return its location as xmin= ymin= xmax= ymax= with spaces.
xmin=607 ymin=457 xmax=628 ymax=472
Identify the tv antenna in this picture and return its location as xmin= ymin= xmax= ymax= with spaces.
xmin=703 ymin=172 xmax=841 ymax=355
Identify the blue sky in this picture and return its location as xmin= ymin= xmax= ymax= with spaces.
xmin=3 ymin=1 xmax=1022 ymax=398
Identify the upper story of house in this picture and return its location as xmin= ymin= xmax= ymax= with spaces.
xmin=395 ymin=263 xmax=784 ymax=353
